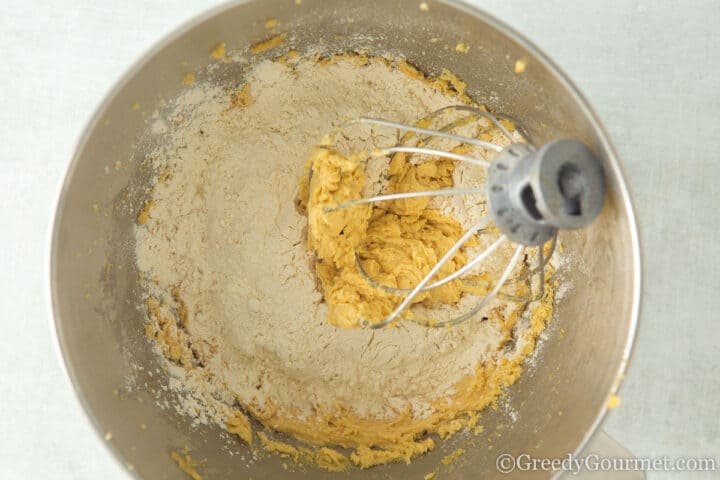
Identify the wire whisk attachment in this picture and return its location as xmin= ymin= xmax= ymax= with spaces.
xmin=320 ymin=106 xmax=605 ymax=328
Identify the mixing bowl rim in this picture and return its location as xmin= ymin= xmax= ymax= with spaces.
xmin=448 ymin=0 xmax=642 ymax=469
xmin=46 ymin=1 xmax=643 ymax=478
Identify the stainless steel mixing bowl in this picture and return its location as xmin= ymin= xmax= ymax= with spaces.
xmin=48 ymin=0 xmax=641 ymax=478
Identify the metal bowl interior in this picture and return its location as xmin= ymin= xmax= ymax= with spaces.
xmin=49 ymin=0 xmax=640 ymax=478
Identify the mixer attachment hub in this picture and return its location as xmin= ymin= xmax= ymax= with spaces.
xmin=487 ymin=139 xmax=605 ymax=246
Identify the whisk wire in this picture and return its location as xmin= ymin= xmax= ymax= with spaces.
xmin=497 ymin=242 xmax=546 ymax=303
xmin=353 ymin=117 xmax=503 ymax=152
xmin=415 ymin=245 xmax=525 ymax=328
xmin=506 ymin=234 xmax=556 ymax=284
xmin=429 ymin=105 xmax=516 ymax=142
xmin=366 ymin=217 xmax=490 ymax=329
xmin=324 ymin=188 xmax=484 ymax=213
xmin=375 ymin=146 xmax=491 ymax=167
xmin=356 ymin=234 xmax=507 ymax=295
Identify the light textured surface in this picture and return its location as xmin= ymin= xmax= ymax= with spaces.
xmin=0 ymin=0 xmax=717 ymax=479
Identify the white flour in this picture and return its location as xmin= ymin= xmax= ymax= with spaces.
xmin=135 ymin=56 xmax=530 ymax=425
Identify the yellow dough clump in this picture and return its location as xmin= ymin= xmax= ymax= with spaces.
xmin=299 ymin=138 xmax=490 ymax=328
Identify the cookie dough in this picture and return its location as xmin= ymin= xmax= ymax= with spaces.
xmin=300 ymin=139 xmax=491 ymax=328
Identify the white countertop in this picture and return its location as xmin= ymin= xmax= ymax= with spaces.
xmin=1 ymin=0 xmax=718 ymax=478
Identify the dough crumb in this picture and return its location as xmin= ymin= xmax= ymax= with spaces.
xmin=419 ymin=2 xmax=430 ymax=11
xmin=264 ymin=18 xmax=278 ymax=29
xmin=455 ymin=42 xmax=470 ymax=53
xmin=226 ymin=410 xmax=253 ymax=445
xmin=441 ymin=448 xmax=465 ymax=465
xmin=170 ymin=450 xmax=204 ymax=480
xmin=251 ymin=33 xmax=286 ymax=54
xmin=316 ymin=447 xmax=351 ymax=472
xmin=258 ymin=432 xmax=300 ymax=462
xmin=210 ymin=42 xmax=226 ymax=60
xmin=137 ymin=200 xmax=154 ymax=225
xmin=230 ymin=83 xmax=253 ymax=108
xmin=514 ymin=58 xmax=527 ymax=74
xmin=607 ymin=394 xmax=621 ymax=410
xmin=182 ymin=73 xmax=196 ymax=85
